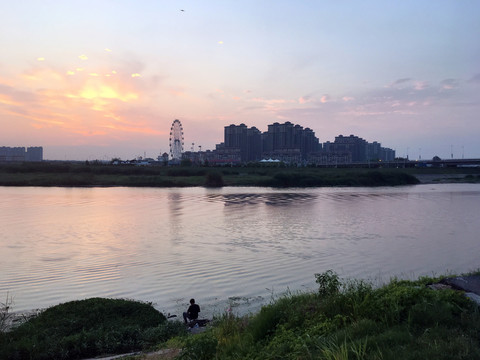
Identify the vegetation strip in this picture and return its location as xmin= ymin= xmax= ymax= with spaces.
xmin=2 ymin=271 xmax=480 ymax=359
xmin=7 ymin=162 xmax=475 ymax=187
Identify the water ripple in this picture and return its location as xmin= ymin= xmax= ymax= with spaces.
xmin=1 ymin=184 xmax=480 ymax=315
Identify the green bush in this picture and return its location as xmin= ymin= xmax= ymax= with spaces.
xmin=247 ymin=303 xmax=284 ymax=342
xmin=179 ymin=330 xmax=218 ymax=360
xmin=205 ymin=172 xmax=224 ymax=187
xmin=0 ymin=298 xmax=186 ymax=360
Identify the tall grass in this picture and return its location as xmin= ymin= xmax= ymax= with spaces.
xmin=178 ymin=271 xmax=480 ymax=360
xmin=0 ymin=293 xmax=14 ymax=333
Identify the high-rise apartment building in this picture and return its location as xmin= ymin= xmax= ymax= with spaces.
xmin=260 ymin=122 xmax=321 ymax=162
xmin=332 ymin=135 xmax=368 ymax=162
xmin=323 ymin=136 xmax=395 ymax=163
xmin=223 ymin=122 xmax=322 ymax=163
xmin=224 ymin=124 xmax=262 ymax=162
xmin=207 ymin=124 xmax=395 ymax=165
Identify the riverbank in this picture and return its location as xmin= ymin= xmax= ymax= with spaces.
xmin=413 ymin=172 xmax=480 ymax=184
xmin=2 ymin=272 xmax=480 ymax=360
xmin=2 ymin=162 xmax=479 ymax=187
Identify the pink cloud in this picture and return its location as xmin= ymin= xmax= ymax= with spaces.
xmin=252 ymin=97 xmax=288 ymax=104
xmin=298 ymin=96 xmax=312 ymax=104
xmin=320 ymin=95 xmax=330 ymax=103
xmin=414 ymin=81 xmax=429 ymax=90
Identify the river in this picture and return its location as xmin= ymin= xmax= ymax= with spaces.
xmin=1 ymin=184 xmax=479 ymax=318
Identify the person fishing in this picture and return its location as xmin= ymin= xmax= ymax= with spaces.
xmin=183 ymin=298 xmax=200 ymax=324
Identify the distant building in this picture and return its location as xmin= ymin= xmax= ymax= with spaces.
xmin=380 ymin=147 xmax=395 ymax=162
xmin=0 ymin=146 xmax=43 ymax=162
xmin=263 ymin=122 xmax=320 ymax=162
xmin=0 ymin=147 xmax=25 ymax=162
xmin=308 ymin=151 xmax=352 ymax=166
xmin=221 ymin=121 xmax=321 ymax=164
xmin=208 ymin=143 xmax=242 ymax=165
xmin=329 ymin=135 xmax=368 ymax=162
xmin=26 ymin=147 xmax=43 ymax=161
xmin=184 ymin=121 xmax=395 ymax=166
xmin=224 ymin=124 xmax=262 ymax=162
xmin=322 ymin=136 xmax=395 ymax=163
xmin=366 ymin=142 xmax=395 ymax=162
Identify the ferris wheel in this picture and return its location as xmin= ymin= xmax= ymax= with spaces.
xmin=169 ymin=119 xmax=184 ymax=160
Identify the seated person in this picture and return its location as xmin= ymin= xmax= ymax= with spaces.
xmin=183 ymin=298 xmax=200 ymax=324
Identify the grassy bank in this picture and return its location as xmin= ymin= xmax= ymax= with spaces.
xmin=177 ymin=272 xmax=480 ymax=360
xmin=0 ymin=162 xmax=435 ymax=187
xmin=1 ymin=272 xmax=480 ymax=359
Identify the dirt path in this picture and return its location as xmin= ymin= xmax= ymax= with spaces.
xmin=83 ymin=348 xmax=181 ymax=360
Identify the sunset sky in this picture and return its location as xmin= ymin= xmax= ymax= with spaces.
xmin=1 ymin=1 xmax=479 ymax=160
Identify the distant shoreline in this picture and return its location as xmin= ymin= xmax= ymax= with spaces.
xmin=413 ymin=173 xmax=480 ymax=184
xmin=0 ymin=162 xmax=479 ymax=187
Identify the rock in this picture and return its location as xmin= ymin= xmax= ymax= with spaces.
xmin=464 ymin=293 xmax=480 ymax=305
xmin=441 ymin=275 xmax=480 ymax=295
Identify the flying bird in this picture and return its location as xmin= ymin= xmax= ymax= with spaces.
xmin=180 ymin=9 xmax=185 ymax=12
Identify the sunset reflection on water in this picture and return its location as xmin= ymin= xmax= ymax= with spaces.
xmin=1 ymin=184 xmax=480 ymax=317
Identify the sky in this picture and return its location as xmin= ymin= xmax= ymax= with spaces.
xmin=1 ymin=1 xmax=479 ymax=161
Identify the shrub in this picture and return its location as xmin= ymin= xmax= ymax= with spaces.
xmin=247 ymin=303 xmax=284 ymax=342
xmin=179 ymin=330 xmax=218 ymax=360
xmin=205 ymin=172 xmax=224 ymax=187
xmin=315 ymin=270 xmax=341 ymax=297
xmin=0 ymin=298 xmax=178 ymax=360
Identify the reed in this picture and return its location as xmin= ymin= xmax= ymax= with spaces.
xmin=0 ymin=163 xmax=426 ymax=187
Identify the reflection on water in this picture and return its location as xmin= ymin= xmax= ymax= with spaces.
xmin=1 ymin=184 xmax=480 ymax=318
xmin=218 ymin=192 xmax=317 ymax=206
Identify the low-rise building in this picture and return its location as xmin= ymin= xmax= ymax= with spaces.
xmin=0 ymin=146 xmax=43 ymax=162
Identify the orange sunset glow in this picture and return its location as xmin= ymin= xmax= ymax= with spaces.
xmin=1 ymin=1 xmax=479 ymax=160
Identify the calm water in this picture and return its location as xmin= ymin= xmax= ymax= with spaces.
xmin=1 ymin=184 xmax=480 ymax=317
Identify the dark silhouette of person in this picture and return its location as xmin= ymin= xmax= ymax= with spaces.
xmin=183 ymin=298 xmax=200 ymax=324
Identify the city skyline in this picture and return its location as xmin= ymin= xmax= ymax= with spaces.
xmin=1 ymin=1 xmax=479 ymax=161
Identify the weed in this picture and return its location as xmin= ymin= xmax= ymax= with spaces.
xmin=317 ymin=337 xmax=349 ymax=360
xmin=315 ymin=270 xmax=341 ymax=297
xmin=0 ymin=292 xmax=13 ymax=332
